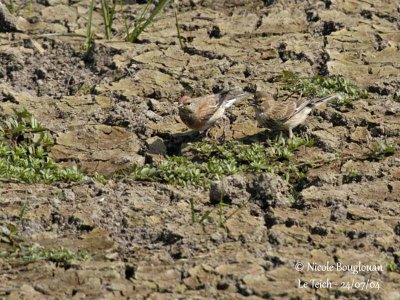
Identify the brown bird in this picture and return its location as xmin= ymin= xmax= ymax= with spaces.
xmin=178 ymin=89 xmax=251 ymax=133
xmin=254 ymin=91 xmax=342 ymax=138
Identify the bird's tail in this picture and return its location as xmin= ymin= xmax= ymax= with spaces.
xmin=294 ymin=93 xmax=342 ymax=113
xmin=312 ymin=93 xmax=343 ymax=108
xmin=220 ymin=88 xmax=252 ymax=108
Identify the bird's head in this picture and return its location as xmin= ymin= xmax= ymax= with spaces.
xmin=253 ymin=91 xmax=270 ymax=106
xmin=179 ymin=95 xmax=190 ymax=106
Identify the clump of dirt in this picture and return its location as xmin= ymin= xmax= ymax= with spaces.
xmin=0 ymin=39 xmax=122 ymax=98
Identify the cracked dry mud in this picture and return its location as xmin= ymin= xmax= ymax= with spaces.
xmin=1 ymin=0 xmax=400 ymax=299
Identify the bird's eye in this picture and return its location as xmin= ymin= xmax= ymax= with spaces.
xmin=180 ymin=96 xmax=189 ymax=103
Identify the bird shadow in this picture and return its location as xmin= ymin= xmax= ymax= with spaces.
xmin=160 ymin=130 xmax=204 ymax=155
xmin=237 ymin=129 xmax=286 ymax=144
xmin=161 ymin=125 xmax=305 ymax=156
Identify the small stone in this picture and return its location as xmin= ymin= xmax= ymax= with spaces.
xmin=210 ymin=232 xmax=224 ymax=243
xmin=105 ymin=252 xmax=119 ymax=261
xmin=145 ymin=110 xmax=162 ymax=122
xmin=346 ymin=205 xmax=378 ymax=220
xmin=23 ymin=39 xmax=45 ymax=54
xmin=61 ymin=189 xmax=76 ymax=202
xmin=106 ymin=282 xmax=127 ymax=292
xmin=330 ymin=205 xmax=347 ymax=221
xmin=209 ymin=174 xmax=250 ymax=205
xmin=248 ymin=173 xmax=291 ymax=209
xmin=350 ymin=126 xmax=370 ymax=143
xmin=146 ymin=136 xmax=167 ymax=155
xmin=148 ymin=99 xmax=162 ymax=112
xmin=50 ymin=196 xmax=61 ymax=207
xmin=210 ymin=173 xmax=291 ymax=209
xmin=72 ymin=292 xmax=86 ymax=299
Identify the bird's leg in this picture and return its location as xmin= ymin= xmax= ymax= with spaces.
xmin=204 ymin=128 xmax=212 ymax=140
xmin=288 ymin=128 xmax=293 ymax=139
xmin=298 ymin=92 xmax=303 ymax=101
xmin=221 ymin=115 xmax=230 ymax=140
xmin=274 ymin=87 xmax=280 ymax=100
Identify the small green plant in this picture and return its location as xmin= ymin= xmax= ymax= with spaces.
xmin=28 ymin=0 xmax=34 ymax=16
xmin=343 ymin=168 xmax=361 ymax=183
xmin=93 ymin=172 xmax=107 ymax=184
xmin=369 ymin=142 xmax=396 ymax=160
xmin=386 ymin=261 xmax=398 ymax=272
xmin=131 ymin=137 xmax=315 ymax=188
xmin=280 ymin=71 xmax=368 ymax=107
xmin=0 ymin=223 xmax=23 ymax=246
xmin=1 ymin=108 xmax=53 ymax=145
xmin=79 ymin=84 xmax=93 ymax=95
xmin=394 ymin=92 xmax=400 ymax=103
xmin=84 ymin=0 xmax=96 ymax=51
xmin=174 ymin=5 xmax=184 ymax=49
xmin=1 ymin=223 xmax=89 ymax=267
xmin=224 ymin=197 xmax=252 ymax=222
xmin=189 ymin=197 xmax=196 ymax=223
xmin=23 ymin=245 xmax=89 ymax=267
xmin=125 ymin=0 xmax=172 ymax=43
xmin=188 ymin=193 xmax=250 ymax=227
xmin=0 ymin=109 xmax=87 ymax=184
xmin=218 ymin=185 xmax=225 ymax=227
xmin=18 ymin=200 xmax=29 ymax=221
xmin=266 ymin=134 xmax=314 ymax=160
xmin=99 ymin=0 xmax=116 ymax=40
xmin=189 ymin=196 xmax=211 ymax=224
xmin=8 ymin=0 xmax=16 ymax=15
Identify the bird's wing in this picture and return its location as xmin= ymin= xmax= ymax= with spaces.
xmin=312 ymin=94 xmax=340 ymax=108
xmin=185 ymin=89 xmax=251 ymax=126
xmin=256 ymin=92 xmax=297 ymax=122
xmin=294 ymin=97 xmax=313 ymax=113
xmin=294 ymin=93 xmax=340 ymax=113
xmin=217 ymin=88 xmax=251 ymax=108
xmin=266 ymin=101 xmax=297 ymax=122
xmin=193 ymin=94 xmax=220 ymax=122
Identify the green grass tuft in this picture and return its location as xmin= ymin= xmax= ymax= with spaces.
xmin=23 ymin=245 xmax=90 ymax=267
xmin=280 ymin=71 xmax=368 ymax=108
xmin=125 ymin=0 xmax=172 ymax=43
xmin=1 ymin=223 xmax=89 ymax=267
xmin=7 ymin=0 xmax=16 ymax=15
xmin=28 ymin=0 xmax=34 ymax=16
xmin=131 ymin=136 xmax=314 ymax=188
xmin=174 ymin=5 xmax=185 ymax=49
xmin=84 ymin=0 xmax=96 ymax=51
xmin=0 ymin=109 xmax=87 ymax=184
xmin=369 ymin=142 xmax=396 ymax=160
xmin=99 ymin=0 xmax=116 ymax=40
xmin=386 ymin=261 xmax=398 ymax=272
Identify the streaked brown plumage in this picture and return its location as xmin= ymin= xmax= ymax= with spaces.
xmin=178 ymin=89 xmax=251 ymax=132
xmin=254 ymin=91 xmax=341 ymax=137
